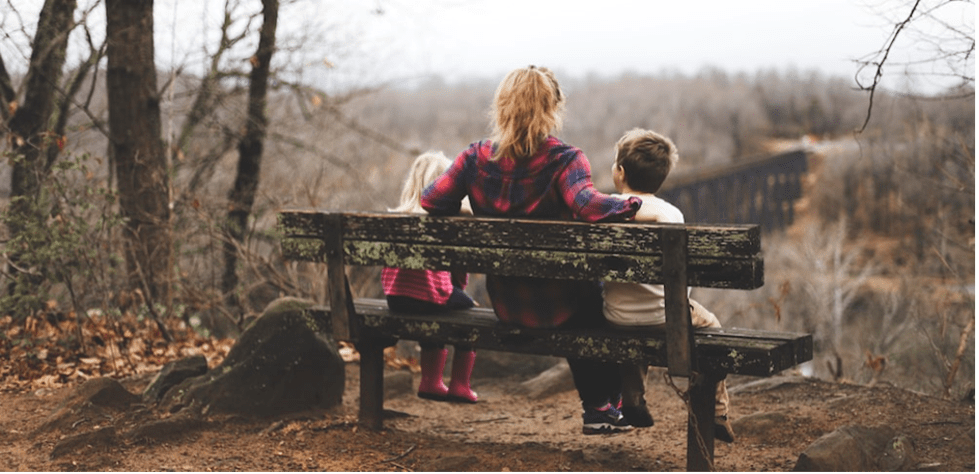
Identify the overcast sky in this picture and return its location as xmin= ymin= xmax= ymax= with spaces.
xmin=1 ymin=0 xmax=972 ymax=94
xmin=323 ymin=0 xmax=973 ymax=93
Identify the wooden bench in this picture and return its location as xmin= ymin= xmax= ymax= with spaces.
xmin=278 ymin=210 xmax=813 ymax=471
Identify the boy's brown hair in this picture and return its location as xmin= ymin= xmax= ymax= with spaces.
xmin=613 ymin=128 xmax=679 ymax=194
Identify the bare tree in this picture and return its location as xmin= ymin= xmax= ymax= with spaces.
xmin=223 ymin=0 xmax=278 ymax=311
xmin=1 ymin=0 xmax=76 ymax=315
xmin=778 ymin=219 xmax=877 ymax=381
xmin=105 ymin=0 xmax=173 ymax=310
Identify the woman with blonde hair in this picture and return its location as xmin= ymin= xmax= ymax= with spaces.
xmin=383 ymin=151 xmax=478 ymax=403
xmin=421 ymin=66 xmax=642 ymax=434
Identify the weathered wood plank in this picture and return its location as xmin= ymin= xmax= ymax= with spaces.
xmin=356 ymin=339 xmax=385 ymax=430
xmin=324 ymin=214 xmax=353 ymax=340
xmin=687 ymin=371 xmax=720 ymax=471
xmin=305 ymin=301 xmax=813 ymax=377
xmin=279 ymin=210 xmax=761 ymax=258
xmin=664 ymin=227 xmax=695 ymax=377
xmin=281 ymin=237 xmax=764 ymax=289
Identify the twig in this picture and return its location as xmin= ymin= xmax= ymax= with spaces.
xmin=388 ymin=462 xmax=413 ymax=472
xmin=381 ymin=444 xmax=416 ymax=463
xmin=131 ymin=255 xmax=174 ymax=343
xmin=261 ymin=420 xmax=286 ymax=436
xmin=855 ymin=0 xmax=921 ymax=133
xmin=465 ymin=416 xmax=509 ymax=424
xmin=944 ymin=318 xmax=974 ymax=398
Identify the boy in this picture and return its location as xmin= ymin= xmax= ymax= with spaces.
xmin=603 ymin=128 xmax=735 ymax=443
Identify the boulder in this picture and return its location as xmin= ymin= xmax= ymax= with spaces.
xmin=472 ymin=350 xmax=563 ymax=379
xmin=161 ymin=297 xmax=345 ymax=417
xmin=518 ymin=360 xmax=575 ymax=400
xmin=793 ymin=425 xmax=915 ymax=471
xmin=61 ymin=376 xmax=140 ymax=408
xmin=35 ymin=377 xmax=140 ymax=435
xmin=142 ymin=355 xmax=209 ymax=402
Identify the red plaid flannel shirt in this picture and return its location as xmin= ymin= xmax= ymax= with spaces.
xmin=421 ymin=137 xmax=640 ymax=327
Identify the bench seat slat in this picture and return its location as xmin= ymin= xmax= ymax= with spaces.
xmin=279 ymin=211 xmax=762 ymax=258
xmin=282 ymin=237 xmax=764 ymax=289
xmin=307 ymin=300 xmax=811 ymax=377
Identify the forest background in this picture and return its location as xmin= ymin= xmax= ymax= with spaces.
xmin=0 ymin=0 xmax=973 ymax=404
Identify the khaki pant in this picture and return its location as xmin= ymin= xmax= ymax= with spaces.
xmin=619 ymin=299 xmax=730 ymax=417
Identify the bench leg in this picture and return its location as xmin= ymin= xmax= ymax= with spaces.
xmin=357 ymin=339 xmax=386 ymax=430
xmin=686 ymin=371 xmax=723 ymax=471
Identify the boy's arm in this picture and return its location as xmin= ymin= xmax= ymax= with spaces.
xmin=629 ymin=194 xmax=684 ymax=224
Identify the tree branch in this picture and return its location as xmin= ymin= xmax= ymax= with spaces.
xmin=854 ymin=0 xmax=922 ymax=134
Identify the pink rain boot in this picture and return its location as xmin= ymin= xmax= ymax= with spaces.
xmin=447 ymin=350 xmax=478 ymax=403
xmin=417 ymin=348 xmax=449 ymax=400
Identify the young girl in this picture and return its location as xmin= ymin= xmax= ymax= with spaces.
xmin=382 ymin=151 xmax=479 ymax=403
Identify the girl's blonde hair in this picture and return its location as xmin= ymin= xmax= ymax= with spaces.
xmin=390 ymin=151 xmax=453 ymax=214
xmin=490 ymin=65 xmax=566 ymax=161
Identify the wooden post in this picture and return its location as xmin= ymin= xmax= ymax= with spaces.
xmin=663 ymin=227 xmax=694 ymax=377
xmin=686 ymin=371 xmax=721 ymax=471
xmin=325 ymin=214 xmax=354 ymax=340
xmin=357 ymin=339 xmax=386 ymax=430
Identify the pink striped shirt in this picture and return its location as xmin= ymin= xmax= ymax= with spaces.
xmin=382 ymin=267 xmax=461 ymax=305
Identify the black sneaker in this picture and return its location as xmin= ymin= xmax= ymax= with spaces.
xmin=621 ymin=405 xmax=655 ymax=428
xmin=582 ymin=403 xmax=634 ymax=435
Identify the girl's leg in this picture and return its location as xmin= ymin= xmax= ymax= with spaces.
xmin=417 ymin=342 xmax=449 ymax=400
xmin=447 ymin=345 xmax=478 ymax=403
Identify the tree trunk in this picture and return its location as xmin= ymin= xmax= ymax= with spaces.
xmin=223 ymin=0 xmax=278 ymax=311
xmin=0 ymin=53 xmax=16 ymax=123
xmin=105 ymin=0 xmax=172 ymax=307
xmin=3 ymin=0 xmax=76 ymax=313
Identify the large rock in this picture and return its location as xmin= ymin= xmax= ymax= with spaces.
xmin=793 ymin=425 xmax=915 ymax=471
xmin=162 ymin=297 xmax=345 ymax=417
xmin=518 ymin=360 xmax=575 ymax=400
xmin=142 ymin=355 xmax=209 ymax=402
xmin=473 ymin=350 xmax=563 ymax=379
xmin=34 ymin=377 xmax=140 ymax=435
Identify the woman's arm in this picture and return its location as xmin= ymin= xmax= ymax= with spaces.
xmin=421 ymin=145 xmax=474 ymax=216
xmin=559 ymin=150 xmax=641 ymax=223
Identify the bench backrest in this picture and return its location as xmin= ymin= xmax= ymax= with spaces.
xmin=279 ymin=210 xmax=764 ymax=376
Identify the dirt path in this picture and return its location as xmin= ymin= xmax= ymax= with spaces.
xmin=0 ymin=363 xmax=973 ymax=472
